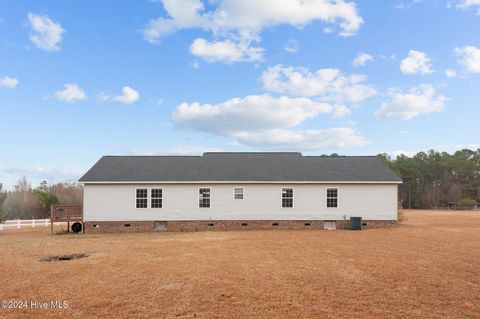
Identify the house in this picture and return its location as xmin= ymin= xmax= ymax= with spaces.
xmin=79 ymin=152 xmax=402 ymax=233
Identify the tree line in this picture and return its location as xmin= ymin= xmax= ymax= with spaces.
xmin=0 ymin=149 xmax=478 ymax=220
xmin=0 ymin=177 xmax=83 ymax=222
xmin=378 ymin=149 xmax=480 ymax=209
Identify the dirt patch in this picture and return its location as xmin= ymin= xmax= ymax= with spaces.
xmin=39 ymin=253 xmax=89 ymax=262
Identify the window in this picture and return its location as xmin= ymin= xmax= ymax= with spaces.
xmin=136 ymin=188 xmax=148 ymax=208
xmin=234 ymin=187 xmax=244 ymax=200
xmin=327 ymin=188 xmax=338 ymax=208
xmin=282 ymin=188 xmax=293 ymax=208
xmin=199 ymin=188 xmax=210 ymax=208
xmin=151 ymin=188 xmax=163 ymax=208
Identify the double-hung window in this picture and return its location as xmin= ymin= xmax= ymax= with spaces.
xmin=327 ymin=188 xmax=338 ymax=208
xmin=136 ymin=188 xmax=148 ymax=208
xmin=234 ymin=187 xmax=244 ymax=200
xmin=199 ymin=188 xmax=211 ymax=208
xmin=151 ymin=188 xmax=163 ymax=208
xmin=282 ymin=188 xmax=293 ymax=208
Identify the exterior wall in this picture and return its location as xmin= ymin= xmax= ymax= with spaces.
xmin=83 ymin=183 xmax=398 ymax=222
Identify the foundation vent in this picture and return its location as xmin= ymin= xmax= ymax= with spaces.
xmin=154 ymin=221 xmax=167 ymax=231
xmin=324 ymin=221 xmax=336 ymax=230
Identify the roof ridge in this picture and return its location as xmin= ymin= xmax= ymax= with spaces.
xmin=203 ymin=152 xmax=302 ymax=154
xmin=102 ymin=155 xmax=202 ymax=157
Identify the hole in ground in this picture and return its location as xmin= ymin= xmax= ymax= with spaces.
xmin=40 ymin=253 xmax=89 ymax=263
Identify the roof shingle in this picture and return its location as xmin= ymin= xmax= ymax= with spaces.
xmin=79 ymin=152 xmax=402 ymax=183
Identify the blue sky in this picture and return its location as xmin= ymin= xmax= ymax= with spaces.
xmin=1 ymin=0 xmax=480 ymax=188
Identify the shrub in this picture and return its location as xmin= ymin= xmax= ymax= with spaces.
xmin=397 ymin=209 xmax=407 ymax=222
xmin=456 ymin=198 xmax=476 ymax=210
xmin=0 ymin=211 xmax=6 ymax=224
xmin=36 ymin=191 xmax=59 ymax=218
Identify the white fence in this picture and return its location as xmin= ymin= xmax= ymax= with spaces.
xmin=0 ymin=219 xmax=53 ymax=231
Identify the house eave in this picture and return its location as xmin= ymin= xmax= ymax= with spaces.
xmin=80 ymin=180 xmax=403 ymax=185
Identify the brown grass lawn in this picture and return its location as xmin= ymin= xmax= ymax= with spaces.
xmin=1 ymin=210 xmax=479 ymax=319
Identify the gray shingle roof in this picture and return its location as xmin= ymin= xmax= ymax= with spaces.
xmin=79 ymin=152 xmax=402 ymax=183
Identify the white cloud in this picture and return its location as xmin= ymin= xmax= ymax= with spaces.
xmin=400 ymin=50 xmax=433 ymax=74
xmin=189 ymin=38 xmax=264 ymax=63
xmin=190 ymin=60 xmax=200 ymax=69
xmin=142 ymin=0 xmax=363 ymax=62
xmin=456 ymin=0 xmax=480 ymax=15
xmin=113 ymin=86 xmax=140 ymax=104
xmin=332 ymin=104 xmax=351 ymax=118
xmin=141 ymin=0 xmax=209 ymax=43
xmin=27 ymin=13 xmax=65 ymax=52
xmin=234 ymin=128 xmax=368 ymax=150
xmin=445 ymin=69 xmax=458 ymax=77
xmin=172 ymin=94 xmax=366 ymax=150
xmin=261 ymin=64 xmax=377 ymax=102
xmin=284 ymin=39 xmax=299 ymax=53
xmin=0 ymin=76 xmax=19 ymax=88
xmin=100 ymin=86 xmax=140 ymax=104
xmin=53 ymin=84 xmax=87 ymax=102
xmin=352 ymin=53 xmax=373 ymax=67
xmin=97 ymin=86 xmax=140 ymax=104
xmin=128 ymin=146 xmax=223 ymax=156
xmin=173 ymin=94 xmax=334 ymax=134
xmin=395 ymin=0 xmax=422 ymax=10
xmin=454 ymin=46 xmax=480 ymax=73
xmin=375 ymin=84 xmax=447 ymax=120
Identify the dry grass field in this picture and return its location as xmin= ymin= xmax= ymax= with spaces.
xmin=1 ymin=210 xmax=479 ymax=319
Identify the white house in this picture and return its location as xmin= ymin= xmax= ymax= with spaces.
xmin=79 ymin=152 xmax=402 ymax=233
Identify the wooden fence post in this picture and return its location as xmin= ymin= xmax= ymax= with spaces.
xmin=50 ymin=206 xmax=54 ymax=235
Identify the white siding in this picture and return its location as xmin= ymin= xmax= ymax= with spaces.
xmin=84 ymin=183 xmax=397 ymax=221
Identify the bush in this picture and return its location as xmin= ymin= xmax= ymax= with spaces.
xmin=36 ymin=191 xmax=59 ymax=218
xmin=397 ymin=209 xmax=407 ymax=222
xmin=456 ymin=198 xmax=476 ymax=210
xmin=0 ymin=211 xmax=6 ymax=224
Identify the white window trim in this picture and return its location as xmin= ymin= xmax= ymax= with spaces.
xmin=135 ymin=187 xmax=149 ymax=209
xmin=150 ymin=188 xmax=163 ymax=209
xmin=326 ymin=187 xmax=339 ymax=208
xmin=281 ymin=187 xmax=294 ymax=208
xmin=198 ymin=187 xmax=212 ymax=208
xmin=233 ymin=187 xmax=244 ymax=200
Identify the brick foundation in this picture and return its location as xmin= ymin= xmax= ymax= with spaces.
xmin=84 ymin=220 xmax=397 ymax=233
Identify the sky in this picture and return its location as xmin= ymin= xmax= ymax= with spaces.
xmin=1 ymin=0 xmax=480 ymax=189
